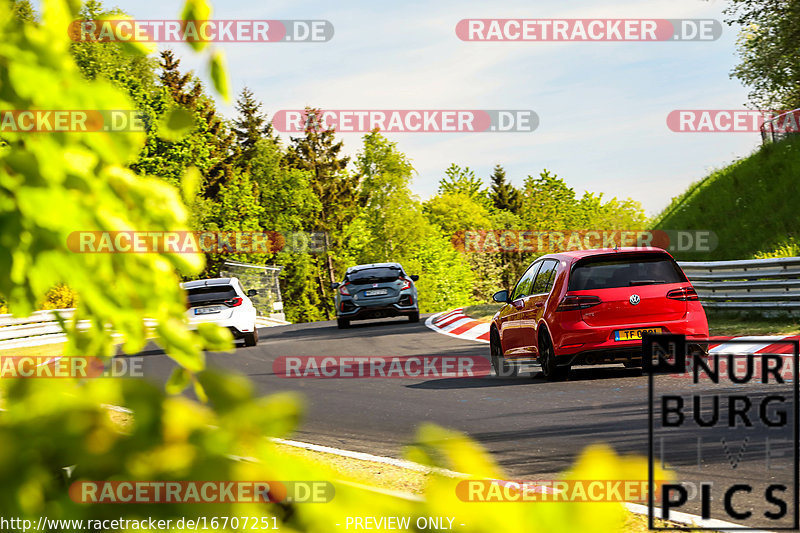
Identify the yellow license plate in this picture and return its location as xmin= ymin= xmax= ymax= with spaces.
xmin=614 ymin=327 xmax=662 ymax=341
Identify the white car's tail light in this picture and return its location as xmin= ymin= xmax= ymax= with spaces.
xmin=224 ymin=297 xmax=243 ymax=307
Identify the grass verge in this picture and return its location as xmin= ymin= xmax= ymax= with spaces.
xmin=0 ymin=341 xmax=66 ymax=357
xmin=463 ymin=303 xmax=502 ymax=322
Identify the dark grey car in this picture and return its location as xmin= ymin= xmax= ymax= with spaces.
xmin=331 ymin=263 xmax=419 ymax=329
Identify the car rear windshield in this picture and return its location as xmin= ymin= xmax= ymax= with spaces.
xmin=568 ymin=255 xmax=686 ymax=291
xmin=347 ymin=267 xmax=402 ymax=284
xmin=186 ymin=286 xmax=237 ymax=305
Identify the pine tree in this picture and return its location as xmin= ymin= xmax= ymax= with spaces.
xmin=438 ymin=164 xmax=483 ymax=197
xmin=159 ymin=50 xmax=201 ymax=107
xmin=233 ymin=87 xmax=274 ymax=169
xmin=283 ymin=107 xmax=361 ymax=318
xmin=158 ymin=50 xmax=236 ymax=199
xmin=490 ymin=164 xmax=522 ymax=213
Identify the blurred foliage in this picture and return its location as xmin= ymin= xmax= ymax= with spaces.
xmin=0 ymin=0 xmax=233 ymax=371
xmin=0 ymin=375 xmax=663 ymax=533
xmin=406 ymin=424 xmax=671 ymax=533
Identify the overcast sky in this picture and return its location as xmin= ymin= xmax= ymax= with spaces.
xmin=87 ymin=0 xmax=759 ymax=216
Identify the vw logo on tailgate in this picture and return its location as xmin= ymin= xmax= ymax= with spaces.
xmin=629 ymin=294 xmax=641 ymax=305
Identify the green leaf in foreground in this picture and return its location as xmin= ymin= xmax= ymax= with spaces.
xmin=157 ymin=106 xmax=196 ymax=142
xmin=180 ymin=0 xmax=212 ymax=51
xmin=210 ymin=50 xmax=231 ymax=102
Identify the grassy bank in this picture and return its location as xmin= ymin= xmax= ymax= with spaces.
xmin=653 ymin=137 xmax=800 ymax=261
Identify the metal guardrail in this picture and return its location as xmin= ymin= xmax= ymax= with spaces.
xmin=678 ymin=257 xmax=800 ymax=310
xmin=0 ymin=308 xmax=288 ymax=350
xmin=0 ymin=308 xmax=76 ymax=349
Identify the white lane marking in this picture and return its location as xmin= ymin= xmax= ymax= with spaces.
xmin=438 ymin=317 xmax=475 ymax=333
xmin=271 ymin=437 xmax=467 ymax=478
xmin=433 ymin=309 xmax=463 ymax=324
xmin=711 ymin=335 xmax=788 ymax=355
xmin=337 ymin=480 xmax=425 ymax=502
xmin=623 ymin=502 xmax=775 ymax=533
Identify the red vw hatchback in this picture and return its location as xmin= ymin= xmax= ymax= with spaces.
xmin=489 ymin=248 xmax=708 ymax=380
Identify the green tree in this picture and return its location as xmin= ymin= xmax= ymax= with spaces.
xmin=354 ymin=131 xmax=427 ymax=260
xmin=247 ymin=138 xmax=323 ymax=322
xmin=233 ymin=87 xmax=274 ymax=169
xmin=438 ymin=163 xmax=485 ymax=198
xmin=202 ymin=169 xmax=268 ymax=273
xmin=402 ymin=229 xmax=475 ymax=313
xmin=156 ymin=50 xmax=236 ymax=199
xmin=489 ymin=164 xmax=522 ymax=213
xmin=277 ymin=252 xmax=327 ymax=323
xmin=725 ymin=0 xmax=800 ymax=109
xmin=575 ymin=192 xmax=647 ymax=230
xmin=283 ymin=107 xmax=361 ymax=317
xmin=251 ymin=138 xmax=319 ymax=233
xmin=521 ymin=169 xmax=578 ymax=231
xmin=423 ymin=192 xmax=492 ymax=236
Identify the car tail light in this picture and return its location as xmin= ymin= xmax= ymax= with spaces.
xmin=666 ymin=287 xmax=699 ymax=301
xmin=400 ymin=278 xmax=412 ymax=290
xmin=556 ymin=295 xmax=601 ymax=311
xmin=339 ymin=283 xmax=350 ymax=296
xmin=224 ymin=297 xmax=243 ymax=307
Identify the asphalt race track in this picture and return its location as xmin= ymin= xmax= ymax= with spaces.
xmin=135 ymin=316 xmax=798 ymax=527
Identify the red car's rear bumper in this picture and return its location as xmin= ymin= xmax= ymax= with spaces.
xmin=551 ymin=308 xmax=709 ymax=364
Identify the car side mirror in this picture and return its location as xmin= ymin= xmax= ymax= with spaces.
xmin=492 ymin=290 xmax=510 ymax=303
xmin=330 ymin=282 xmax=340 ymax=290
xmin=410 ymin=275 xmax=419 ymax=282
xmin=246 ymin=289 xmax=258 ymax=297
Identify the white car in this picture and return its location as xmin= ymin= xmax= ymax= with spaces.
xmin=181 ymin=277 xmax=259 ymax=346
